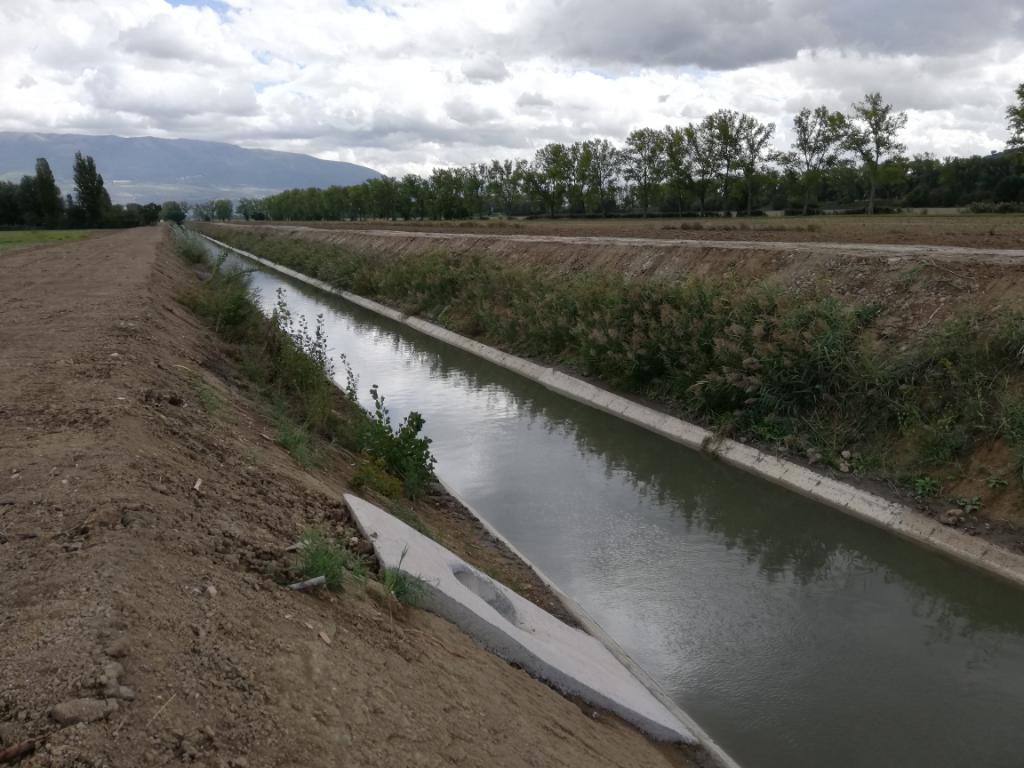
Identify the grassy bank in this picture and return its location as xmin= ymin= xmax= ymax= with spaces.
xmin=173 ymin=226 xmax=435 ymax=502
xmin=199 ymin=224 xmax=1024 ymax=529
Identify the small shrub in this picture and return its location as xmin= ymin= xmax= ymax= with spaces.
xmin=954 ymin=496 xmax=982 ymax=515
xmin=360 ymin=385 xmax=436 ymax=498
xmin=351 ymin=457 xmax=404 ymax=499
xmin=171 ymin=225 xmax=208 ymax=264
xmin=912 ymin=476 xmax=940 ymax=498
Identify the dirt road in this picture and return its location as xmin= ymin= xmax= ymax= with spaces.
xmin=0 ymin=227 xmax=695 ymax=767
xmin=261 ymin=223 xmax=1024 ymax=265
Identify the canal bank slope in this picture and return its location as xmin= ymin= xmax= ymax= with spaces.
xmin=200 ymin=223 xmax=1024 ymax=581
xmin=0 ymin=227 xmax=701 ymax=768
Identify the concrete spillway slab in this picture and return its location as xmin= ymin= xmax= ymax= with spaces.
xmin=344 ymin=493 xmax=694 ymax=744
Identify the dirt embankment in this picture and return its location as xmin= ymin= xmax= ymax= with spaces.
xmin=0 ymin=228 xmax=697 ymax=768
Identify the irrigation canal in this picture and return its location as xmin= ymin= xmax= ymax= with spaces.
xmin=216 ymin=244 xmax=1024 ymax=768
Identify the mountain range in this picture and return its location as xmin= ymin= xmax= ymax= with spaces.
xmin=0 ymin=132 xmax=381 ymax=204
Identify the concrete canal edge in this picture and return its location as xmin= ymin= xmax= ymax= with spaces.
xmin=202 ymin=234 xmax=1024 ymax=591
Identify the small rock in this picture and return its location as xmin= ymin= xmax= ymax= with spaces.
xmin=205 ymin=585 xmax=218 ymax=598
xmin=838 ymin=461 xmax=851 ymax=473
xmin=939 ymin=509 xmax=965 ymax=526
xmin=0 ymin=721 xmax=20 ymax=746
xmin=50 ymin=698 xmax=117 ymax=725
xmin=841 ymin=450 xmax=852 ymax=460
xmin=113 ymin=685 xmax=136 ymax=701
xmin=105 ymin=637 xmax=131 ymax=658
xmin=229 ymin=758 xmax=249 ymax=768
xmin=179 ymin=738 xmax=199 ymax=760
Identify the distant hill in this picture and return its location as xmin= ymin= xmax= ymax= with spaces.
xmin=0 ymin=132 xmax=381 ymax=204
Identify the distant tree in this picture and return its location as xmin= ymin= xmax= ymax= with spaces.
xmin=846 ymin=93 xmax=908 ymax=214
xmin=0 ymin=181 xmax=21 ymax=226
xmin=213 ymin=199 xmax=234 ymax=221
xmin=33 ymin=158 xmax=63 ymax=226
xmin=736 ymin=115 xmax=776 ymax=215
xmin=73 ymin=152 xmax=111 ymax=226
xmin=140 ymin=202 xmax=161 ymax=225
xmin=622 ymin=128 xmax=667 ymax=217
xmin=684 ymin=120 xmax=720 ymax=215
xmin=783 ymin=106 xmax=848 ymax=214
xmin=581 ymin=139 xmax=620 ymax=216
xmin=160 ymin=200 xmax=187 ymax=224
xmin=192 ymin=201 xmax=215 ymax=221
xmin=487 ymin=159 xmax=527 ymax=215
xmin=1008 ymin=82 xmax=1024 ymax=150
xmin=532 ymin=143 xmax=572 ymax=216
xmin=707 ymin=110 xmax=744 ymax=212
xmin=663 ymin=126 xmax=692 ymax=215
xmin=237 ymin=198 xmax=262 ymax=221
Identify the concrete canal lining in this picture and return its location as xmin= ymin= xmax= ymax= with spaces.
xmin=345 ymin=493 xmax=696 ymax=745
xmin=202 ymin=233 xmax=1024 ymax=590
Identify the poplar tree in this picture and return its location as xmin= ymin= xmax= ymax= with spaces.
xmin=73 ymin=151 xmax=110 ymax=226
xmin=846 ymin=93 xmax=907 ymax=214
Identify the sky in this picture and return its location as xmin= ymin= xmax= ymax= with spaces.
xmin=1 ymin=0 xmax=1022 ymax=176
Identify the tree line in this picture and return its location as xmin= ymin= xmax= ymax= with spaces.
xmin=0 ymin=153 xmax=166 ymax=229
xmin=250 ymin=87 xmax=1024 ymax=222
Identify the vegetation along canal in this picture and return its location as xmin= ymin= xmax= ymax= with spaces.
xmin=220 ymin=245 xmax=1024 ymax=768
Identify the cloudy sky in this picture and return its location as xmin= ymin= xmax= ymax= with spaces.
xmin=1 ymin=0 xmax=1022 ymax=175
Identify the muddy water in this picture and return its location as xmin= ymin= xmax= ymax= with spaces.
xmin=224 ymin=249 xmax=1024 ymax=768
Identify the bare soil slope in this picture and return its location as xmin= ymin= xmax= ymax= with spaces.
xmin=0 ymin=228 xmax=695 ymax=768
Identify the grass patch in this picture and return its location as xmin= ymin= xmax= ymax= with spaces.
xmin=381 ymin=548 xmax=423 ymax=606
xmin=295 ymin=530 xmax=366 ymax=591
xmin=275 ymin=415 xmax=319 ymax=467
xmin=0 ymin=229 xmax=93 ymax=250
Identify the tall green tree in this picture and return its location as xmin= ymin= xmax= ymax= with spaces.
xmin=684 ymin=119 xmax=720 ymax=215
xmin=622 ymin=128 xmax=667 ymax=217
xmin=846 ymin=93 xmax=907 ymax=214
xmin=707 ymin=110 xmax=743 ymax=212
xmin=213 ymin=199 xmax=233 ymax=221
xmin=1008 ymin=82 xmax=1024 ymax=150
xmin=736 ymin=115 xmax=775 ymax=215
xmin=160 ymin=201 xmax=188 ymax=224
xmin=783 ymin=106 xmax=848 ymax=214
xmin=33 ymin=158 xmax=63 ymax=226
xmin=581 ymin=139 xmax=620 ymax=216
xmin=663 ymin=126 xmax=692 ymax=215
xmin=73 ymin=152 xmax=110 ymax=226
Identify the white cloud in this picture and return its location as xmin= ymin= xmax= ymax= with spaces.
xmin=0 ymin=0 xmax=1020 ymax=176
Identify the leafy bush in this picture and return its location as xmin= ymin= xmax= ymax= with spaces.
xmin=360 ymin=385 xmax=436 ymax=499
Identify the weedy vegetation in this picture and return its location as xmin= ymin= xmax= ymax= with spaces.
xmin=381 ymin=548 xmax=423 ymax=606
xmin=174 ymin=226 xmax=436 ymax=497
xmin=295 ymin=530 xmax=367 ymax=591
xmin=203 ymin=225 xmax=1024 ymax=503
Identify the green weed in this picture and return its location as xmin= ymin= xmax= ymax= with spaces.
xmin=381 ymin=548 xmax=423 ymax=606
xmin=296 ymin=530 xmax=366 ymax=591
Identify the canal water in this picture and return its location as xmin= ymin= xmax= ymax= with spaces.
xmin=219 ymin=246 xmax=1024 ymax=768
